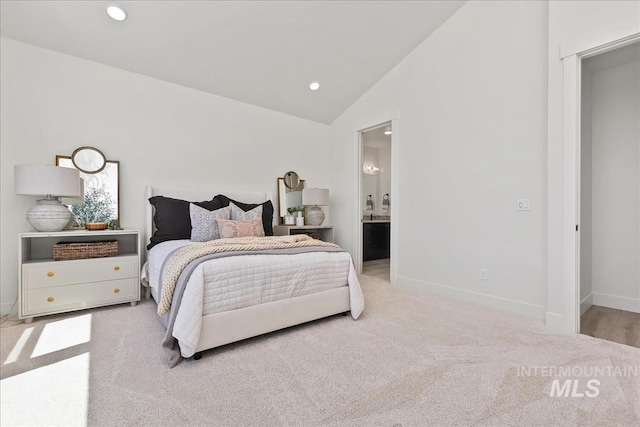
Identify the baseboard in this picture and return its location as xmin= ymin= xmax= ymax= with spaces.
xmin=580 ymin=293 xmax=593 ymax=315
xmin=395 ymin=276 xmax=546 ymax=321
xmin=545 ymin=312 xmax=564 ymax=331
xmin=592 ymin=292 xmax=640 ymax=314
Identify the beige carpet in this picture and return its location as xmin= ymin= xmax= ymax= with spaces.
xmin=1 ymin=276 xmax=639 ymax=426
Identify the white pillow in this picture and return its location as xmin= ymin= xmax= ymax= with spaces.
xmin=229 ymin=202 xmax=263 ymax=221
xmin=189 ymin=204 xmax=231 ymax=242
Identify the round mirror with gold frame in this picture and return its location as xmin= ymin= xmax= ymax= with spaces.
xmin=283 ymin=171 xmax=300 ymax=189
xmin=56 ymin=147 xmax=120 ymax=226
xmin=278 ymin=171 xmax=305 ymax=223
xmin=71 ymin=146 xmax=107 ymax=174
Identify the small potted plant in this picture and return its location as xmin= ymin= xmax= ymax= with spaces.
xmin=288 ymin=206 xmax=305 ymax=226
xmin=286 ymin=206 xmax=305 ymax=225
xmin=70 ymin=187 xmax=115 ymax=230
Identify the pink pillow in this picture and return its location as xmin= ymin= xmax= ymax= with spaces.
xmin=216 ymin=218 xmax=265 ymax=238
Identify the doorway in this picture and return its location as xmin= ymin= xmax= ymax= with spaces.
xmin=356 ymin=119 xmax=397 ymax=282
xmin=577 ymin=42 xmax=640 ymax=347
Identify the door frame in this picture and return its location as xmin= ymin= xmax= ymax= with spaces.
xmin=560 ymin=33 xmax=640 ymax=333
xmin=354 ymin=118 xmax=399 ymax=281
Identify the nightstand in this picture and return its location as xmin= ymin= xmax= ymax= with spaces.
xmin=18 ymin=229 xmax=140 ymax=323
xmin=273 ymin=225 xmax=334 ymax=243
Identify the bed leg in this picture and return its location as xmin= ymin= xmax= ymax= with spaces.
xmin=193 ymin=352 xmax=202 ymax=361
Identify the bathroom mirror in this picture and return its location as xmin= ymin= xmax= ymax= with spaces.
xmin=56 ymin=148 xmax=119 ymax=224
xmin=71 ymin=146 xmax=107 ymax=174
xmin=277 ymin=173 xmax=305 ymax=223
xmin=362 ymin=174 xmax=378 ymax=213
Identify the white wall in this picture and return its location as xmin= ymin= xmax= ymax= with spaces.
xmin=579 ymin=66 xmax=593 ymax=314
xmin=378 ymin=141 xmax=391 ymax=212
xmin=547 ymin=0 xmax=640 ymax=330
xmin=330 ymin=1 xmax=549 ymax=319
xmin=589 ymin=58 xmax=640 ymax=313
xmin=0 ymin=37 xmax=331 ymax=315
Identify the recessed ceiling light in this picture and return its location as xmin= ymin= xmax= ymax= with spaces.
xmin=309 ymin=81 xmax=320 ymax=91
xmin=106 ymin=3 xmax=127 ymax=21
xmin=384 ymin=127 xmax=392 ymax=135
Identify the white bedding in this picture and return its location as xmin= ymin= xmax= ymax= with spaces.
xmin=144 ymin=240 xmax=361 ymax=357
xmin=144 ymin=239 xmax=193 ymax=301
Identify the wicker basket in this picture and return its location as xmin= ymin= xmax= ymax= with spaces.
xmin=53 ymin=240 xmax=118 ymax=261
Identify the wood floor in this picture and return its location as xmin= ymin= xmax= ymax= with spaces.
xmin=580 ymin=305 xmax=640 ymax=348
xmin=362 ymin=258 xmax=390 ymax=282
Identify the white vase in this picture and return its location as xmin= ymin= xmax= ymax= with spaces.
xmin=306 ymin=206 xmax=325 ymax=226
xmin=296 ymin=216 xmax=304 ymax=226
xmin=26 ymin=198 xmax=72 ymax=232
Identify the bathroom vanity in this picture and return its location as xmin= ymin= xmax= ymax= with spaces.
xmin=362 ymin=218 xmax=390 ymax=261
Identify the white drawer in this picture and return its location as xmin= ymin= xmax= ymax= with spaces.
xmin=23 ymin=256 xmax=138 ymax=289
xmin=24 ymin=278 xmax=138 ymax=315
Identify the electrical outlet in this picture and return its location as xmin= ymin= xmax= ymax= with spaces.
xmin=516 ymin=199 xmax=530 ymax=211
xmin=480 ymin=268 xmax=488 ymax=281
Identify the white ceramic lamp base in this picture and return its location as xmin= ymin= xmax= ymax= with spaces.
xmin=26 ymin=198 xmax=72 ymax=232
xmin=306 ymin=206 xmax=325 ymax=226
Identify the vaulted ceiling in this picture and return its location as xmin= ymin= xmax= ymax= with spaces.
xmin=0 ymin=1 xmax=466 ymax=124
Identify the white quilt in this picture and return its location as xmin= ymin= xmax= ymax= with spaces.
xmin=145 ymin=240 xmax=192 ymax=301
xmin=145 ymin=241 xmax=364 ymax=358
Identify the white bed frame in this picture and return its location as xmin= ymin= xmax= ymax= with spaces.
xmin=144 ymin=185 xmax=351 ymax=357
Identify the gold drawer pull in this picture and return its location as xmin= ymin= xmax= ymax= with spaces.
xmin=113 ymin=288 xmax=120 ymax=294
xmin=47 ymin=271 xmax=54 ymax=277
xmin=113 ymin=266 xmax=120 ymax=271
xmin=47 ymin=296 xmax=54 ymax=302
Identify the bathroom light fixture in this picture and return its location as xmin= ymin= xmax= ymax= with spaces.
xmin=384 ymin=126 xmax=392 ymax=135
xmin=363 ymin=165 xmax=380 ymax=173
xmin=309 ymin=81 xmax=320 ymax=91
xmin=106 ymin=3 xmax=127 ymax=21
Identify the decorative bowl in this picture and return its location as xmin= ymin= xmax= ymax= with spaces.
xmin=85 ymin=222 xmax=108 ymax=230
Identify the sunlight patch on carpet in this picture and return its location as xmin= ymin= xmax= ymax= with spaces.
xmin=4 ymin=327 xmax=33 ymax=365
xmin=31 ymin=314 xmax=92 ymax=358
xmin=0 ymin=352 xmax=90 ymax=426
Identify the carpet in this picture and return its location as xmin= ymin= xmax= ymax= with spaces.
xmin=1 ymin=275 xmax=639 ymax=426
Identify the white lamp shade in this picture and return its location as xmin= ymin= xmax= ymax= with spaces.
xmin=302 ymin=188 xmax=329 ymax=206
xmin=61 ymin=178 xmax=85 ymax=205
xmin=15 ymin=165 xmax=81 ymax=197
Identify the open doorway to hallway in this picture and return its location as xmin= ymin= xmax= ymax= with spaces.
xmin=578 ymin=41 xmax=640 ymax=348
xmin=359 ymin=122 xmax=392 ymax=282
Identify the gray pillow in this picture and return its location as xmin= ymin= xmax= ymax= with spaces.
xmin=190 ymin=204 xmax=231 ymax=242
xmin=230 ymin=202 xmax=263 ymax=221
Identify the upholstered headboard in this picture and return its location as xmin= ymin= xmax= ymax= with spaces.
xmin=144 ymin=185 xmax=273 ymax=253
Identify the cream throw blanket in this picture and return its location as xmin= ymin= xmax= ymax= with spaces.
xmin=157 ymin=235 xmax=339 ymax=315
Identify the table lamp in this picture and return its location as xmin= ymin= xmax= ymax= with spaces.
xmin=302 ymin=188 xmax=329 ymax=226
xmin=14 ymin=165 xmax=82 ymax=232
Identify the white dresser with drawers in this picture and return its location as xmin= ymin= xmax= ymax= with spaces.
xmin=18 ymin=229 xmax=140 ymax=323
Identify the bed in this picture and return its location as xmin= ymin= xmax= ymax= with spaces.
xmin=141 ymin=185 xmax=364 ymax=367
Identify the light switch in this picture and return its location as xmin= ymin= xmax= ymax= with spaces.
xmin=516 ymin=199 xmax=530 ymax=211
